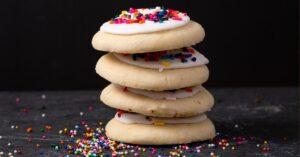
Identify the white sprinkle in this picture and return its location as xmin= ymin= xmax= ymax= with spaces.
xmin=80 ymin=112 xmax=84 ymax=116
xmin=7 ymin=143 xmax=11 ymax=146
xmin=13 ymin=150 xmax=17 ymax=153
xmin=41 ymin=113 xmax=46 ymax=118
xmin=234 ymin=124 xmax=239 ymax=128
xmin=257 ymin=144 xmax=260 ymax=147
xmin=166 ymin=97 xmax=176 ymax=100
xmin=0 ymin=136 xmax=2 ymax=139
xmin=11 ymin=125 xmax=14 ymax=129
xmin=0 ymin=152 xmax=3 ymax=155
xmin=8 ymin=152 xmax=12 ymax=156
xmin=158 ymin=67 xmax=164 ymax=72
xmin=41 ymin=94 xmax=46 ymax=99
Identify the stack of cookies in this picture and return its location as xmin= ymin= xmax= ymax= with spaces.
xmin=92 ymin=7 xmax=215 ymax=145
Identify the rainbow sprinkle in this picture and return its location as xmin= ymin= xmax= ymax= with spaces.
xmin=53 ymin=122 xmax=272 ymax=157
xmin=110 ymin=6 xmax=188 ymax=24
xmin=1 ymin=95 xmax=279 ymax=157
xmin=129 ymin=47 xmax=197 ymax=64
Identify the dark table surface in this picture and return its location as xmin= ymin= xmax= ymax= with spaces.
xmin=0 ymin=87 xmax=299 ymax=157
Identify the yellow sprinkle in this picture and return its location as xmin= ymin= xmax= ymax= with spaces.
xmin=121 ymin=10 xmax=127 ymax=14
xmin=153 ymin=121 xmax=165 ymax=126
xmin=159 ymin=61 xmax=171 ymax=67
xmin=264 ymin=141 xmax=268 ymax=144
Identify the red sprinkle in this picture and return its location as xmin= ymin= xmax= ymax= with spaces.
xmin=117 ymin=110 xmax=125 ymax=117
xmin=185 ymin=88 xmax=193 ymax=92
xmin=262 ymin=147 xmax=270 ymax=152
xmin=187 ymin=48 xmax=195 ymax=53
xmin=21 ymin=108 xmax=29 ymax=113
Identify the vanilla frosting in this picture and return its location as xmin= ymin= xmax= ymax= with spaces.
xmin=101 ymin=16 xmax=190 ymax=35
xmin=125 ymin=85 xmax=204 ymax=100
xmin=115 ymin=112 xmax=207 ymax=125
xmin=100 ymin=7 xmax=190 ymax=34
xmin=113 ymin=48 xmax=209 ymax=71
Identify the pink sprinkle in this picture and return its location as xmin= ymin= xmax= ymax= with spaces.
xmin=129 ymin=8 xmax=137 ymax=13
xmin=112 ymin=152 xmax=117 ymax=157
xmin=172 ymin=17 xmax=182 ymax=21
xmin=151 ymin=148 xmax=157 ymax=154
xmin=16 ymin=97 xmax=20 ymax=103
xmin=88 ymin=106 xmax=93 ymax=111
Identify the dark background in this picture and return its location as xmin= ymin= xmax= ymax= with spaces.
xmin=0 ymin=0 xmax=298 ymax=91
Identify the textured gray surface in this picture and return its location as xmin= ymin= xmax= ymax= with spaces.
xmin=0 ymin=87 xmax=298 ymax=156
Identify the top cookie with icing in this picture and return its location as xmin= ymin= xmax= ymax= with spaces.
xmin=100 ymin=7 xmax=190 ymax=35
xmin=92 ymin=7 xmax=205 ymax=53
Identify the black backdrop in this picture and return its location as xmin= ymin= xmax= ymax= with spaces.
xmin=0 ymin=0 xmax=298 ymax=91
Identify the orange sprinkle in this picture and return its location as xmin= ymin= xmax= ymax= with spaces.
xmin=26 ymin=127 xmax=33 ymax=133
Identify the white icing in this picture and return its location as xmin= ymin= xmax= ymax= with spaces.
xmin=115 ymin=112 xmax=207 ymax=125
xmin=100 ymin=16 xmax=190 ymax=35
xmin=113 ymin=48 xmax=209 ymax=70
xmin=100 ymin=7 xmax=190 ymax=34
xmin=125 ymin=85 xmax=204 ymax=100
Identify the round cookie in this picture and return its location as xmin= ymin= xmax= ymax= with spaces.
xmin=92 ymin=21 xmax=205 ymax=54
xmin=96 ymin=53 xmax=209 ymax=91
xmin=101 ymin=84 xmax=214 ymax=117
xmin=105 ymin=118 xmax=216 ymax=145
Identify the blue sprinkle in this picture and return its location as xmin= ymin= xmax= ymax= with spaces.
xmin=160 ymin=54 xmax=173 ymax=60
xmin=183 ymin=54 xmax=192 ymax=58
xmin=132 ymin=54 xmax=137 ymax=60
xmin=191 ymin=57 xmax=197 ymax=62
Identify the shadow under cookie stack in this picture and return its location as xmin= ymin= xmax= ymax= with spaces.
xmin=92 ymin=7 xmax=216 ymax=145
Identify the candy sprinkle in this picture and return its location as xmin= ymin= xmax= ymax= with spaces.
xmin=127 ymin=47 xmax=199 ymax=69
xmin=26 ymin=127 xmax=33 ymax=133
xmin=109 ymin=6 xmax=187 ymax=24
xmin=159 ymin=61 xmax=171 ymax=67
xmin=1 ymin=95 xmax=277 ymax=156
xmin=153 ymin=121 xmax=165 ymax=126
